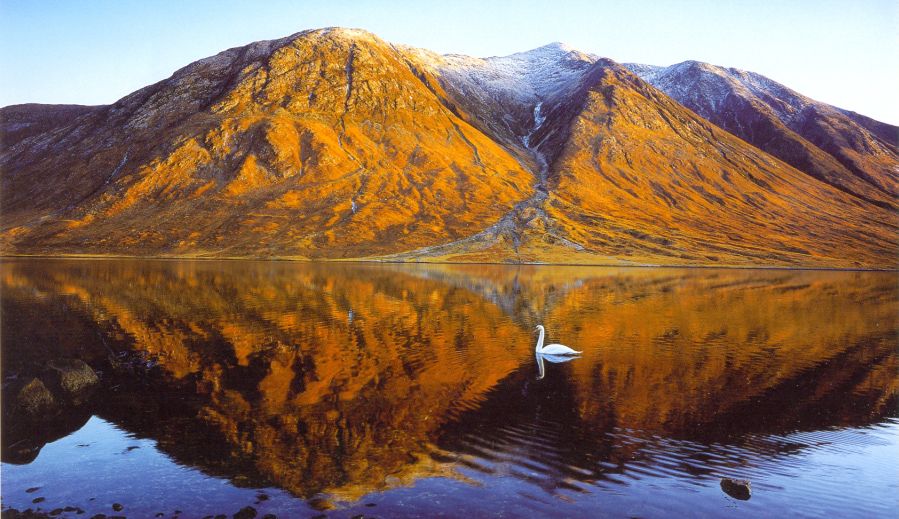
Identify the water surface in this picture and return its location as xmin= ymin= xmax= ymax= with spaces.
xmin=2 ymin=259 xmax=897 ymax=517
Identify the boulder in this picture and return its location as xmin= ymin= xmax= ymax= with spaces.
xmin=45 ymin=358 xmax=99 ymax=401
xmin=16 ymin=377 xmax=55 ymax=415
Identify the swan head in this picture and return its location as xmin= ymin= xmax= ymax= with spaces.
xmin=535 ymin=325 xmax=544 ymax=333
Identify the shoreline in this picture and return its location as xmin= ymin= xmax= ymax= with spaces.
xmin=1 ymin=253 xmax=896 ymax=272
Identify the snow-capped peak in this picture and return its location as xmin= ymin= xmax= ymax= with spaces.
xmin=419 ymin=42 xmax=598 ymax=110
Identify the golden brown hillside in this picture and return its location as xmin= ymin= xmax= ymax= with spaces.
xmin=545 ymin=64 xmax=898 ymax=267
xmin=1 ymin=28 xmax=533 ymax=259
xmin=1 ymin=28 xmax=897 ymax=267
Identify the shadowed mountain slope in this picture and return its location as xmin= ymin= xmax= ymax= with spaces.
xmin=626 ymin=61 xmax=899 ymax=209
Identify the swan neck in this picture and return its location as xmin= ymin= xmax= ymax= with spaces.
xmin=536 ymin=327 xmax=545 ymax=352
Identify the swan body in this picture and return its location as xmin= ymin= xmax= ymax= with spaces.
xmin=535 ymin=325 xmax=581 ymax=355
xmin=538 ymin=353 xmax=579 ymax=363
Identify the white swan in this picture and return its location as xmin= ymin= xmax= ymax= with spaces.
xmin=535 ymin=325 xmax=581 ymax=355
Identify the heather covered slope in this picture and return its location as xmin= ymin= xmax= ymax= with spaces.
xmin=1 ymin=28 xmax=897 ymax=267
xmin=396 ymin=55 xmax=898 ymax=267
xmin=544 ymin=63 xmax=898 ymax=267
xmin=0 ymin=28 xmax=534 ymax=258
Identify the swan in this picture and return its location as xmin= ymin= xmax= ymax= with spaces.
xmin=535 ymin=325 xmax=581 ymax=355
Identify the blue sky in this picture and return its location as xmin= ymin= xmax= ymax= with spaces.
xmin=1 ymin=0 xmax=897 ymax=123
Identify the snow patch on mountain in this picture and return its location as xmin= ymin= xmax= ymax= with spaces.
xmin=436 ymin=42 xmax=596 ymax=105
xmin=624 ymin=60 xmax=818 ymax=124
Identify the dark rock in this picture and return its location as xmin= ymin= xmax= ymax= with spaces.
xmin=215 ymin=515 xmax=227 ymax=519
xmin=720 ymin=477 xmax=751 ymax=500
xmin=111 ymin=503 xmax=123 ymax=512
xmin=90 ymin=515 xmax=107 ymax=519
xmin=49 ymin=510 xmax=63 ymax=517
xmin=31 ymin=497 xmax=45 ymax=504
xmin=45 ymin=359 xmax=99 ymax=401
xmin=365 ymin=502 xmax=376 ymax=507
xmin=233 ymin=507 xmax=256 ymax=519
xmin=255 ymin=493 xmax=269 ymax=502
xmin=261 ymin=515 xmax=277 ymax=519
xmin=26 ymin=487 xmax=42 ymax=493
xmin=16 ymin=378 xmax=55 ymax=415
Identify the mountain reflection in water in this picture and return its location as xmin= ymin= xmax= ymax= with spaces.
xmin=2 ymin=259 xmax=897 ymax=517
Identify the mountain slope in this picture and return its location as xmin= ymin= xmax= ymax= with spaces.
xmin=1 ymin=28 xmax=897 ymax=267
xmin=544 ymin=63 xmax=897 ymax=267
xmin=1 ymin=28 xmax=534 ymax=258
xmin=625 ymin=61 xmax=899 ymax=209
xmin=391 ymin=52 xmax=898 ymax=267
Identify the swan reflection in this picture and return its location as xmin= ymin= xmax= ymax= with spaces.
xmin=535 ymin=351 xmax=579 ymax=380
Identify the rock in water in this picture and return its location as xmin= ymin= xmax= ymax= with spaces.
xmin=46 ymin=359 xmax=99 ymax=401
xmin=16 ymin=377 xmax=55 ymax=414
xmin=233 ymin=507 xmax=257 ymax=519
xmin=720 ymin=477 xmax=752 ymax=500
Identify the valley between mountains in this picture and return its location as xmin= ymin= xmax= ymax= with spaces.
xmin=1 ymin=28 xmax=897 ymax=267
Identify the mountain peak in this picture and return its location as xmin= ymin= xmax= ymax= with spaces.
xmin=282 ymin=26 xmax=385 ymax=48
xmin=539 ymin=41 xmax=576 ymax=52
xmin=318 ymin=26 xmax=379 ymax=40
xmin=510 ymin=41 xmax=592 ymax=61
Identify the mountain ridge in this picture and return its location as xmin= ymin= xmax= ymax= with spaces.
xmin=624 ymin=60 xmax=899 ymax=209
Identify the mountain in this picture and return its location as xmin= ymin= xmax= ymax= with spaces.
xmin=625 ymin=61 xmax=899 ymax=209
xmin=1 ymin=28 xmax=897 ymax=267
xmin=1 ymin=28 xmax=533 ymax=259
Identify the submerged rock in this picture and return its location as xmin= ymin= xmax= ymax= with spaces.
xmin=720 ymin=477 xmax=752 ymax=500
xmin=46 ymin=359 xmax=99 ymax=401
xmin=233 ymin=506 xmax=257 ymax=519
xmin=16 ymin=378 xmax=55 ymax=415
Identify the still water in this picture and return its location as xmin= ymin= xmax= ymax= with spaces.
xmin=1 ymin=259 xmax=897 ymax=518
